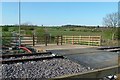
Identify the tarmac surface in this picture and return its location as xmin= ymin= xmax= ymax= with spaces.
xmin=48 ymin=48 xmax=118 ymax=69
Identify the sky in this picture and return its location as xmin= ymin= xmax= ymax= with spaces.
xmin=2 ymin=2 xmax=118 ymax=26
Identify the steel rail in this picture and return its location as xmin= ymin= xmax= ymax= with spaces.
xmin=1 ymin=55 xmax=64 ymax=64
xmin=1 ymin=52 xmax=52 ymax=58
xmin=53 ymin=65 xmax=119 ymax=79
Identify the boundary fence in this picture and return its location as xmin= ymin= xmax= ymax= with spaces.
xmin=2 ymin=35 xmax=101 ymax=46
xmin=56 ymin=35 xmax=101 ymax=46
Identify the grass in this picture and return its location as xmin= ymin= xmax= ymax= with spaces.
xmin=48 ymin=30 xmax=100 ymax=36
xmin=47 ymin=28 xmax=112 ymax=40
xmin=0 ymin=27 xmax=2 ymax=36
xmin=2 ymin=26 xmax=114 ymax=37
xmin=0 ymin=27 xmax=2 ymax=31
xmin=2 ymin=27 xmax=115 ymax=39
xmin=1 ymin=26 xmax=119 ymax=46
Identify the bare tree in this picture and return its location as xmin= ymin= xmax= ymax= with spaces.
xmin=103 ymin=12 xmax=118 ymax=27
xmin=103 ymin=12 xmax=119 ymax=41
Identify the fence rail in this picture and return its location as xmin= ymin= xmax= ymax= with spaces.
xmin=2 ymin=36 xmax=36 ymax=46
xmin=2 ymin=35 xmax=101 ymax=46
xmin=56 ymin=35 xmax=101 ymax=46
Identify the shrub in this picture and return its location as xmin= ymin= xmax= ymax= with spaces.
xmin=2 ymin=27 xmax=9 ymax=32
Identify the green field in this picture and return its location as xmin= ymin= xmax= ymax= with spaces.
xmin=45 ymin=27 xmax=115 ymax=40
xmin=1 ymin=25 xmax=119 ymax=46
xmin=2 ymin=26 xmax=118 ymax=40
xmin=0 ymin=27 xmax=2 ymax=31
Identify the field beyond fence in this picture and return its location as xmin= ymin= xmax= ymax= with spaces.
xmin=1 ymin=26 xmax=120 ymax=47
xmin=2 ymin=35 xmax=101 ymax=46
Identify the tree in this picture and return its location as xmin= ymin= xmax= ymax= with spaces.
xmin=103 ymin=12 xmax=119 ymax=41
xmin=103 ymin=12 xmax=118 ymax=27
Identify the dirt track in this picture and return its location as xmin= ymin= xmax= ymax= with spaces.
xmin=32 ymin=44 xmax=97 ymax=52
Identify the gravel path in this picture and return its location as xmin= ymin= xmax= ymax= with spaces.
xmin=1 ymin=59 xmax=91 ymax=78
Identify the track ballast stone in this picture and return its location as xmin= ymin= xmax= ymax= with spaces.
xmin=1 ymin=59 xmax=92 ymax=78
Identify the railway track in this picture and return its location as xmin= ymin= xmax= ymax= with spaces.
xmin=1 ymin=47 xmax=119 ymax=79
xmin=1 ymin=52 xmax=64 ymax=64
xmin=1 ymin=56 xmax=64 ymax=64
xmin=49 ymin=47 xmax=118 ymax=69
xmin=97 ymin=46 xmax=120 ymax=53
xmin=48 ymin=47 xmax=119 ymax=79
xmin=1 ymin=52 xmax=52 ymax=58
xmin=1 ymin=52 xmax=87 ymax=78
xmin=49 ymin=47 xmax=120 ymax=57
xmin=3 ymin=46 xmax=116 ymax=65
xmin=97 ymin=46 xmax=120 ymax=50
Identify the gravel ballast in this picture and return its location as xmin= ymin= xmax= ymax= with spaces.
xmin=1 ymin=58 xmax=91 ymax=78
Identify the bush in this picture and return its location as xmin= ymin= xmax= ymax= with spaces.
xmin=29 ymin=28 xmax=34 ymax=30
xmin=70 ymin=29 xmax=75 ymax=31
xmin=114 ymin=28 xmax=120 ymax=40
xmin=2 ymin=27 xmax=9 ymax=32
xmin=26 ymin=31 xmax=32 ymax=36
xmin=35 ymin=28 xmax=45 ymax=36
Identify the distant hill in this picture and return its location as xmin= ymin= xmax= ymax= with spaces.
xmin=61 ymin=25 xmax=100 ymax=28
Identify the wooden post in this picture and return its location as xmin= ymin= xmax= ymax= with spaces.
xmin=33 ymin=34 xmax=35 ymax=46
xmin=45 ymin=34 xmax=47 ymax=46
xmin=72 ymin=35 xmax=74 ymax=45
xmin=61 ymin=35 xmax=62 ymax=45
xmin=99 ymin=36 xmax=101 ymax=46
xmin=65 ymin=36 xmax=66 ymax=44
xmin=79 ymin=36 xmax=81 ymax=44
xmin=77 ymin=36 xmax=79 ymax=44
xmin=57 ymin=36 xmax=59 ymax=45
xmin=90 ymin=36 xmax=92 ymax=46
xmin=91 ymin=36 xmax=93 ymax=46
xmin=88 ymin=36 xmax=91 ymax=45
